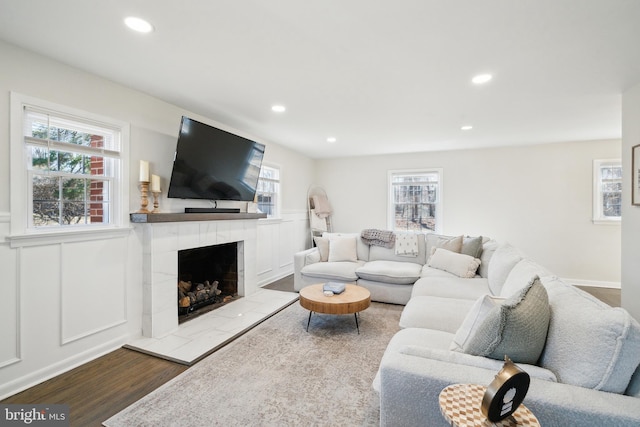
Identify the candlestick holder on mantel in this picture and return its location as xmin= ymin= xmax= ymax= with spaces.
xmin=152 ymin=192 xmax=160 ymax=213
xmin=137 ymin=181 xmax=151 ymax=213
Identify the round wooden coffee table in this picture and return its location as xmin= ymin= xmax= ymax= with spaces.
xmin=299 ymin=283 xmax=371 ymax=333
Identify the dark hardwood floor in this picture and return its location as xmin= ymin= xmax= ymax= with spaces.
xmin=576 ymin=285 xmax=621 ymax=307
xmin=1 ymin=275 xmax=619 ymax=427
xmin=2 ymin=348 xmax=188 ymax=427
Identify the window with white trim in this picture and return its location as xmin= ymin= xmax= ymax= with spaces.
xmin=11 ymin=93 xmax=127 ymax=234
xmin=593 ymin=159 xmax=621 ymax=224
xmin=388 ymin=169 xmax=442 ymax=233
xmin=256 ymin=165 xmax=280 ymax=218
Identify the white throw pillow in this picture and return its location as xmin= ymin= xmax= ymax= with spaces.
xmin=427 ymin=248 xmax=481 ymax=278
xmin=313 ymin=236 xmax=330 ymax=262
xmin=450 ymin=294 xmax=505 ymax=352
xmin=328 ymin=236 xmax=358 ymax=262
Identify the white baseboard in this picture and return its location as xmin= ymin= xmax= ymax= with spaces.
xmin=562 ymin=278 xmax=621 ymax=289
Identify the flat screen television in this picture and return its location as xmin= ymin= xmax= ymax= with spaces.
xmin=167 ymin=116 xmax=265 ymax=203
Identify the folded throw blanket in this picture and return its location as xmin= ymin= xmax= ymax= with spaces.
xmin=395 ymin=232 xmax=419 ymax=257
xmin=312 ymin=195 xmax=333 ymax=218
xmin=361 ymin=229 xmax=396 ymax=249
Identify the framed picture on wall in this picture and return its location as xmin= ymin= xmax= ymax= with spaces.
xmin=633 ymin=144 xmax=640 ymax=206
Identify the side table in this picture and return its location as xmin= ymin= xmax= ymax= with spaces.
xmin=439 ymin=383 xmax=539 ymax=427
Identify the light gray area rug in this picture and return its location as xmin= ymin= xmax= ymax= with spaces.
xmin=104 ymin=301 xmax=402 ymax=427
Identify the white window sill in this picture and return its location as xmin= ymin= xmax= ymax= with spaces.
xmin=6 ymin=226 xmax=133 ymax=248
xmin=592 ymin=218 xmax=621 ymax=226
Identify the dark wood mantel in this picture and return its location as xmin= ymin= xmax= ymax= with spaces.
xmin=130 ymin=212 xmax=267 ymax=223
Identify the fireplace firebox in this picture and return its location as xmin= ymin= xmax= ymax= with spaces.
xmin=177 ymin=242 xmax=239 ymax=322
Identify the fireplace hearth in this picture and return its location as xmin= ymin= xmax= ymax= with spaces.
xmin=177 ymin=242 xmax=239 ymax=323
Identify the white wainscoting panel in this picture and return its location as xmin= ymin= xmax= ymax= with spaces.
xmin=278 ymin=219 xmax=295 ymax=270
xmin=20 ymin=245 xmax=62 ymax=351
xmin=256 ymin=211 xmax=308 ymax=287
xmin=61 ymin=237 xmax=128 ymax=344
xmin=0 ymin=214 xmax=20 ymax=368
xmin=257 ymin=221 xmax=276 ymax=277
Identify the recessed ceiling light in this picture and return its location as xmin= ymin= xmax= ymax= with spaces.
xmin=124 ymin=16 xmax=154 ymax=33
xmin=327 ymin=137 xmax=337 ymax=143
xmin=271 ymin=105 xmax=286 ymax=113
xmin=461 ymin=125 xmax=473 ymax=131
xmin=471 ymin=74 xmax=492 ymax=85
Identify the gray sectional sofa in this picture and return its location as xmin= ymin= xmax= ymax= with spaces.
xmin=293 ymin=231 xmax=640 ymax=426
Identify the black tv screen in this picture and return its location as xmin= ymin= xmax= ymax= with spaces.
xmin=167 ymin=117 xmax=265 ymax=201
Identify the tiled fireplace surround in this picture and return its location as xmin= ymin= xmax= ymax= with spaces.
xmin=140 ymin=218 xmax=259 ymax=338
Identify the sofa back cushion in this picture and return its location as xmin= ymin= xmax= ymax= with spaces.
xmin=500 ymin=259 xmax=552 ymax=298
xmin=369 ymin=234 xmax=426 ymax=264
xmin=478 ymin=240 xmax=499 ymax=278
xmin=539 ymin=276 xmax=640 ymax=393
xmin=487 ymin=243 xmax=523 ymax=295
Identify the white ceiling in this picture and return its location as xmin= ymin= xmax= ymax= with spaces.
xmin=1 ymin=0 xmax=640 ymax=159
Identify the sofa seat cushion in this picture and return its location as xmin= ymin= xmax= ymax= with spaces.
xmin=399 ymin=296 xmax=476 ymax=333
xmin=420 ymin=266 xmax=461 ymax=279
xmin=412 ymin=276 xmax=489 ymax=300
xmin=356 ymin=279 xmax=413 ymax=305
xmin=301 ymin=260 xmax=364 ymax=282
xmin=399 ymin=346 xmax=557 ymax=382
xmin=356 ymin=260 xmax=422 ymax=285
xmin=384 ymin=327 xmax=455 ymax=354
xmin=372 ymin=327 xmax=454 ymax=392
xmin=540 ymin=276 xmax=640 ymax=394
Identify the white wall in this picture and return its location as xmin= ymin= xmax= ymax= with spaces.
xmin=0 ymin=40 xmax=314 ymax=398
xmin=622 ymin=83 xmax=640 ymax=322
xmin=316 ymin=140 xmax=621 ymax=285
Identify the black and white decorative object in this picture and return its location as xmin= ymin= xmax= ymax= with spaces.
xmin=481 ymin=355 xmax=531 ymax=422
